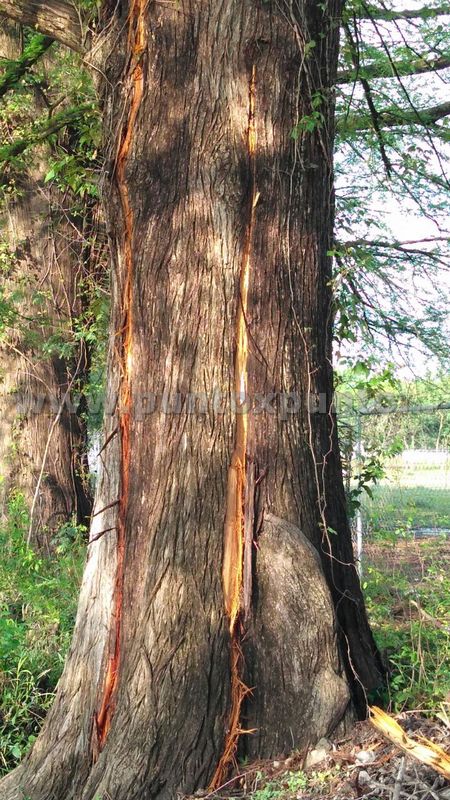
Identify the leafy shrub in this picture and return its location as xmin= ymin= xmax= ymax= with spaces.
xmin=0 ymin=493 xmax=85 ymax=773
xmin=363 ymin=534 xmax=450 ymax=710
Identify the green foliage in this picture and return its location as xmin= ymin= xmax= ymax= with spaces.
xmin=338 ymin=370 xmax=450 ymax=522
xmin=336 ymin=361 xmax=404 ymax=515
xmin=0 ymin=494 xmax=85 ymax=774
xmin=363 ymin=536 xmax=450 ymax=710
xmin=0 ymin=104 xmax=96 ymax=168
xmin=292 ymin=91 xmax=326 ymax=138
xmin=0 ymin=33 xmax=108 ymax=443
xmin=80 ymin=284 xmax=110 ymax=432
xmin=0 ymin=28 xmax=101 ymax=205
xmin=250 ymin=771 xmax=307 ymax=799
xmin=346 ymin=456 xmax=386 ymax=517
xmin=0 ymin=34 xmax=53 ymax=100
xmin=248 ymin=768 xmax=339 ymax=799
xmin=360 ymin=374 xmax=450 ymax=451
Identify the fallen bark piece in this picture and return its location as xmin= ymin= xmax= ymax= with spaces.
xmin=369 ymin=706 xmax=450 ymax=779
xmin=392 ymin=756 xmax=405 ymax=800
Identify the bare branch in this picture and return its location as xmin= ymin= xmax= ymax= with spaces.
xmin=337 ymin=54 xmax=450 ymax=83
xmin=0 ymin=1 xmax=84 ymax=53
xmin=356 ymin=4 xmax=450 ymax=21
xmin=340 ymin=237 xmax=449 ymax=248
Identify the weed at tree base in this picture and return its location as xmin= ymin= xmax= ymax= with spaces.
xmin=0 ymin=493 xmax=85 ymax=774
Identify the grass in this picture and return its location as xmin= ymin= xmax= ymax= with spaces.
xmin=231 ymin=766 xmax=342 ymax=800
xmin=0 ymin=493 xmax=85 ymax=773
xmin=363 ymin=533 xmax=450 ymax=710
xmin=362 ymin=484 xmax=450 ymax=531
xmin=358 ymin=463 xmax=450 ymax=711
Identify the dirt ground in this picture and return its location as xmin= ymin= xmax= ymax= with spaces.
xmin=364 ymin=537 xmax=450 ymax=582
xmin=191 ymin=713 xmax=450 ymax=800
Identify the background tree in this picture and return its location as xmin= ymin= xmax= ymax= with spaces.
xmin=333 ymin=0 xmax=450 ymax=372
xmin=0 ymin=19 xmax=101 ymax=548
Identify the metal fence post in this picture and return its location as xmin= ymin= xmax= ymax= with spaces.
xmin=355 ymin=411 xmax=363 ymax=577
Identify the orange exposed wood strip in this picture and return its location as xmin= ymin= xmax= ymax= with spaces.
xmin=210 ymin=64 xmax=258 ymax=791
xmin=94 ymin=0 xmax=146 ymax=753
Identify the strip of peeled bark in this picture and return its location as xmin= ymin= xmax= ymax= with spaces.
xmin=94 ymin=0 xmax=146 ymax=752
xmin=210 ymin=62 xmax=258 ymax=790
xmin=0 ymin=0 xmax=384 ymax=797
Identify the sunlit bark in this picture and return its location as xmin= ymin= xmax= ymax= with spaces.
xmin=0 ymin=0 xmax=383 ymax=796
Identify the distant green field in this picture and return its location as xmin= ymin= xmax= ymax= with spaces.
xmin=362 ymin=483 xmax=450 ymax=532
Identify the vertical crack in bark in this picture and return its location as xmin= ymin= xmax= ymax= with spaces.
xmin=210 ymin=64 xmax=258 ymax=790
xmin=93 ymin=0 xmax=147 ymax=755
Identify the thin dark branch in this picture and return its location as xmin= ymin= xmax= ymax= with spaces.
xmin=343 ymin=21 xmax=392 ymax=176
xmin=339 ymin=237 xmax=449 ymax=249
xmin=361 ymin=4 xmax=450 ymax=190
xmin=91 ymin=500 xmax=120 ymax=519
xmin=88 ymin=527 xmax=116 ymax=545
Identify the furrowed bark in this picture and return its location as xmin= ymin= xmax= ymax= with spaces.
xmin=0 ymin=0 xmax=384 ymax=797
xmin=245 ymin=515 xmax=351 ymax=757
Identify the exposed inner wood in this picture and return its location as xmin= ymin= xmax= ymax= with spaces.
xmin=210 ymin=63 xmax=258 ymax=790
xmin=94 ymin=0 xmax=146 ymax=752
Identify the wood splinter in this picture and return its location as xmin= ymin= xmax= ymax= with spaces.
xmin=370 ymin=706 xmax=450 ymax=779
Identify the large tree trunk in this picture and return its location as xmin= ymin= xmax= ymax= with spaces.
xmin=0 ymin=20 xmax=92 ymax=549
xmin=0 ymin=0 xmax=384 ymax=797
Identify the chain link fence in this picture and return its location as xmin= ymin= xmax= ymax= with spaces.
xmin=356 ymin=447 xmax=450 ymax=535
xmin=339 ymin=403 xmax=450 ymax=570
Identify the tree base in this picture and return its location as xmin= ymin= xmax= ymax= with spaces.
xmin=244 ymin=514 xmax=351 ymax=759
